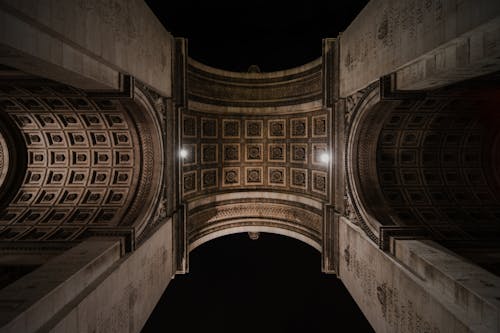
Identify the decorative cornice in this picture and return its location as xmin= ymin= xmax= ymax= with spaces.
xmin=379 ymin=74 xmax=427 ymax=101
xmin=86 ymin=74 xmax=135 ymax=100
xmin=379 ymin=226 xmax=429 ymax=252
xmin=187 ymin=201 xmax=323 ymax=247
xmin=78 ymin=227 xmax=135 ymax=253
xmin=187 ymin=59 xmax=323 ymax=108
xmin=343 ymin=81 xmax=380 ymax=243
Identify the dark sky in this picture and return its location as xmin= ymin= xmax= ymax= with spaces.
xmin=142 ymin=2 xmax=372 ymax=332
xmin=141 ymin=233 xmax=373 ymax=333
xmin=145 ymin=0 xmax=369 ymax=72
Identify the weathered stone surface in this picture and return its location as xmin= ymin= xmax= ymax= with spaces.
xmin=0 ymin=1 xmax=498 ymax=332
xmin=0 ymin=0 xmax=173 ymax=95
xmin=338 ymin=217 xmax=500 ymax=332
xmin=0 ymin=238 xmax=122 ymax=332
xmin=340 ymin=0 xmax=500 ymax=96
xmin=49 ymin=219 xmax=173 ymax=333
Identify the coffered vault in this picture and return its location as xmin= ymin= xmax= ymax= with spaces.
xmin=181 ymin=58 xmax=330 ymax=259
xmin=0 ymin=0 xmax=499 ymax=332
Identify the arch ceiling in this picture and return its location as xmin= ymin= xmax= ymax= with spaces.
xmin=0 ymin=75 xmax=164 ymax=248
xmin=182 ymin=58 xmax=331 ymax=249
xmin=346 ymin=72 xmax=500 ymax=248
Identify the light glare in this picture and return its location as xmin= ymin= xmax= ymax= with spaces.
xmin=320 ymin=152 xmax=330 ymax=163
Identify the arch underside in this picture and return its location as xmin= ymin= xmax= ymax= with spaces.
xmin=182 ymin=58 xmax=330 ymax=255
xmin=347 ymin=72 xmax=500 ymax=248
xmin=187 ymin=191 xmax=323 ymax=253
xmin=0 ymin=75 xmax=164 ymax=244
xmin=189 ymin=225 xmax=321 ymax=252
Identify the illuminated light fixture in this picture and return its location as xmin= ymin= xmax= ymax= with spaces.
xmin=180 ymin=148 xmax=188 ymax=158
xmin=320 ymin=152 xmax=330 ymax=163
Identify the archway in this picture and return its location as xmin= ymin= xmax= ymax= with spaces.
xmin=0 ymin=76 xmax=165 ymax=246
xmin=142 ymin=233 xmax=374 ymax=333
xmin=189 ymin=225 xmax=321 ymax=253
xmin=346 ymin=73 xmax=500 ymax=273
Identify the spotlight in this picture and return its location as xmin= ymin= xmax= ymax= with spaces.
xmin=180 ymin=149 xmax=188 ymax=158
xmin=320 ymin=152 xmax=330 ymax=163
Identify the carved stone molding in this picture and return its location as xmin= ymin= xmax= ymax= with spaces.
xmin=126 ymin=82 xmax=170 ymax=242
xmin=187 ymin=59 xmax=323 ymax=110
xmin=181 ymin=109 xmax=330 ymax=201
xmin=344 ymin=81 xmax=379 ymax=128
xmin=344 ymin=81 xmax=382 ymax=243
xmin=343 ymin=185 xmax=359 ymax=224
xmin=0 ymin=131 xmax=8 ymax=191
xmin=187 ymin=200 xmax=323 ymax=247
xmin=134 ymin=80 xmax=168 ymax=134
xmin=187 ymin=59 xmax=323 ymax=114
xmin=379 ymin=226 xmax=428 ymax=252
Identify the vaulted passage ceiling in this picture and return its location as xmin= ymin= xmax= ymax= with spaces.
xmin=0 ymin=76 xmax=163 ymax=244
xmin=181 ymin=59 xmax=331 ymax=250
xmin=350 ymin=73 xmax=500 ymax=256
xmin=376 ymin=95 xmax=500 ymax=239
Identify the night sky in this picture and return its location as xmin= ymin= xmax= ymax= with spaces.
xmin=142 ymin=1 xmax=372 ymax=332
xmin=142 ymin=233 xmax=373 ymax=333
xmin=145 ymin=0 xmax=369 ymax=72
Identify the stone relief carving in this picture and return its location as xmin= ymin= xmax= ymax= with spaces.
xmin=182 ymin=115 xmax=196 ymax=138
xmin=291 ymin=144 xmax=308 ymax=163
xmin=246 ymin=167 xmax=263 ymax=185
xmin=223 ymin=168 xmax=240 ymax=186
xmin=246 ymin=144 xmax=262 ymax=161
xmin=1 ymin=91 xmax=138 ymax=239
xmin=188 ymin=203 xmax=322 ymax=237
xmin=343 ymin=81 xmax=381 ymax=242
xmin=269 ymin=120 xmax=285 ymax=138
xmin=181 ymin=61 xmax=329 ymax=247
xmin=268 ymin=144 xmax=285 ymax=162
xmin=345 ymin=82 xmax=378 ymax=128
xmin=312 ymin=115 xmax=327 ymax=137
xmin=201 ymin=169 xmax=217 ymax=189
xmin=152 ymin=199 xmax=168 ymax=225
xmin=77 ymin=0 xmax=173 ymax=74
xmin=223 ymin=144 xmax=240 ymax=162
xmin=344 ymin=186 xmax=359 ymax=224
xmin=312 ymin=171 xmax=327 ymax=195
xmin=188 ymin=62 xmax=322 ymax=108
xmin=183 ymin=172 xmax=196 ymax=194
xmin=268 ymin=167 xmax=285 ymax=186
xmin=181 ymin=110 xmax=329 ymax=200
xmin=223 ymin=120 xmax=240 ymax=138
xmin=343 ymin=243 xmax=442 ymax=332
xmin=245 ymin=120 xmax=263 ymax=138
xmin=0 ymin=131 xmax=7 ymax=189
xmin=290 ymin=168 xmax=307 ymax=189
xmin=291 ymin=118 xmax=307 ymax=137
xmin=202 ymin=144 xmax=217 ymax=164
xmin=201 ymin=118 xmax=217 ymax=138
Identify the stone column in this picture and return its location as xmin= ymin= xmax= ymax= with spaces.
xmin=0 ymin=238 xmax=122 ymax=333
xmin=338 ymin=217 xmax=500 ymax=333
